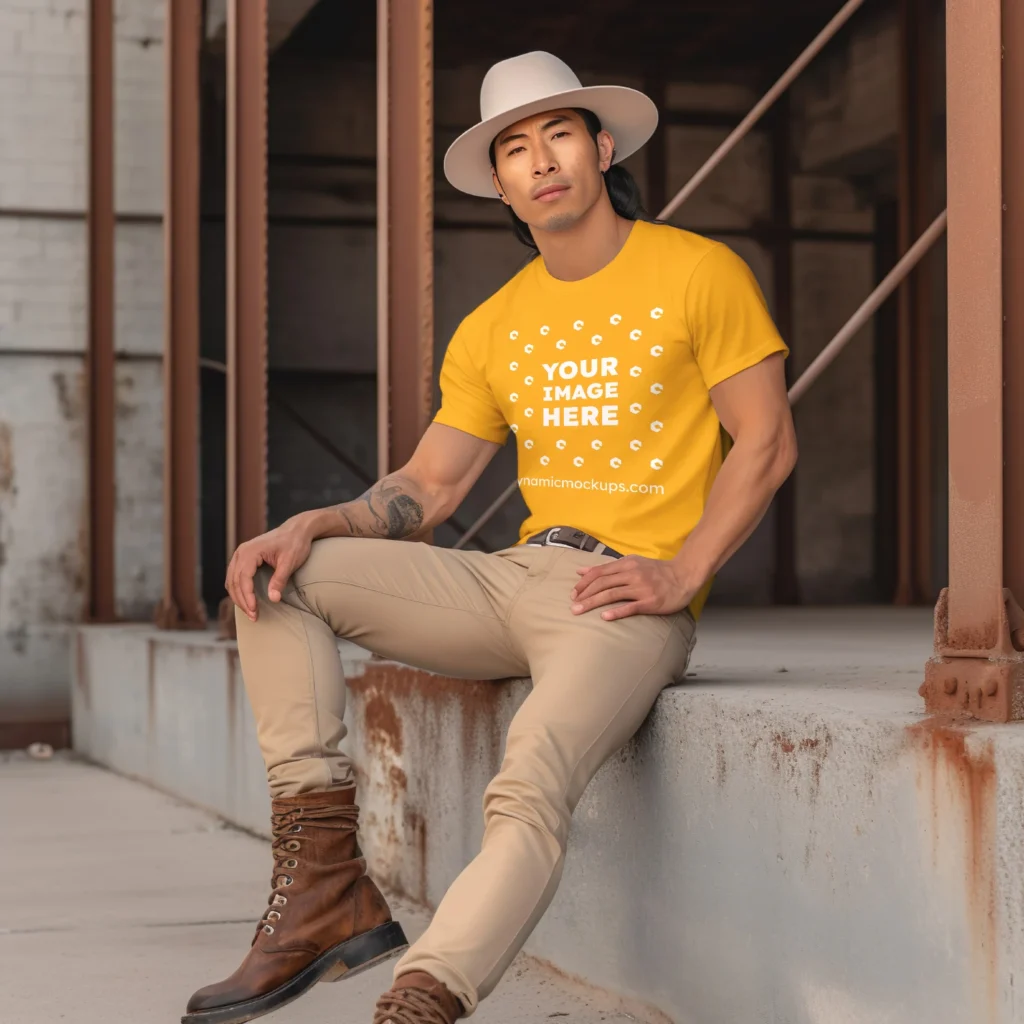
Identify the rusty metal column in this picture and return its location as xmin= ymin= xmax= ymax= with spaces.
xmin=156 ymin=0 xmax=206 ymax=629
xmin=1004 ymin=0 xmax=1024 ymax=622
xmin=921 ymin=0 xmax=1024 ymax=720
xmin=225 ymin=0 xmax=268 ymax=557
xmin=771 ymin=96 xmax=799 ymax=605
xmin=86 ymin=0 xmax=116 ymax=622
xmin=910 ymin=3 xmax=934 ymax=604
xmin=377 ymin=0 xmax=434 ymax=478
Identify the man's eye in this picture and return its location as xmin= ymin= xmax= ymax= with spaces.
xmin=507 ymin=146 xmax=525 ymax=156
xmin=552 ymin=131 xmax=570 ymax=139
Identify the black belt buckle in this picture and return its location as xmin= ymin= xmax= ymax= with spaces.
xmin=526 ymin=526 xmax=622 ymax=558
xmin=546 ymin=526 xmax=587 ymax=550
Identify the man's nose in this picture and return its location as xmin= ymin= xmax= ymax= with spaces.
xmin=532 ymin=145 xmax=558 ymax=177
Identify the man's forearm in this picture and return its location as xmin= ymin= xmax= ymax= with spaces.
xmin=672 ymin=432 xmax=796 ymax=588
xmin=302 ymin=472 xmax=438 ymax=541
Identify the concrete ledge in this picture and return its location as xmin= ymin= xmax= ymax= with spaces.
xmin=72 ymin=610 xmax=1024 ymax=1024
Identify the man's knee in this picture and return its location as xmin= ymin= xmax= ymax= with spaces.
xmin=482 ymin=768 xmax=570 ymax=848
xmin=242 ymin=563 xmax=310 ymax=621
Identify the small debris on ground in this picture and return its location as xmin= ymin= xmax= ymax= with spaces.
xmin=27 ymin=742 xmax=54 ymax=760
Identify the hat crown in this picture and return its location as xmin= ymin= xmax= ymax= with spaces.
xmin=480 ymin=51 xmax=582 ymax=122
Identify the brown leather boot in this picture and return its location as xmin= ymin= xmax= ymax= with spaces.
xmin=183 ymin=788 xmax=407 ymax=1024
xmin=373 ymin=972 xmax=463 ymax=1024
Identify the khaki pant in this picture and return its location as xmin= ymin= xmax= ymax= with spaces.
xmin=237 ymin=538 xmax=696 ymax=1014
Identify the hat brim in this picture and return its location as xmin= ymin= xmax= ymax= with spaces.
xmin=443 ymin=85 xmax=659 ymax=199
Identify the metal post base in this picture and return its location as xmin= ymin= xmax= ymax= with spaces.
xmin=920 ymin=588 xmax=1024 ymax=721
xmin=153 ymin=598 xmax=207 ymax=631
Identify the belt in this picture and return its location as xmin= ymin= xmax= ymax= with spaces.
xmin=525 ymin=526 xmax=623 ymax=559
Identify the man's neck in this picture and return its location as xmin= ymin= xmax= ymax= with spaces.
xmin=532 ymin=198 xmax=635 ymax=282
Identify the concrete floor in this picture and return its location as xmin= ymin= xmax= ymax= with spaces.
xmin=0 ymin=753 xmax=640 ymax=1024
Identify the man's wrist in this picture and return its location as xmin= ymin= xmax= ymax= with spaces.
xmin=670 ymin=546 xmax=713 ymax=598
xmin=293 ymin=508 xmax=334 ymax=541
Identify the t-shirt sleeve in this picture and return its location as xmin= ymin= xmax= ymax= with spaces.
xmin=684 ymin=243 xmax=789 ymax=391
xmin=432 ymin=320 xmax=510 ymax=445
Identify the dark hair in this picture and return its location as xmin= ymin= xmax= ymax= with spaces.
xmin=488 ymin=108 xmax=652 ymax=254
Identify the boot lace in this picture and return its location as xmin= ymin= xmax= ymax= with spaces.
xmin=253 ymin=800 xmax=360 ymax=942
xmin=373 ymin=986 xmax=454 ymax=1024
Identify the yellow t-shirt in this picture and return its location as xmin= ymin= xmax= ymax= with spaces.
xmin=433 ymin=220 xmax=788 ymax=616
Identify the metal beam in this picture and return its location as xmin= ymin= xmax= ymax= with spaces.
xmin=1003 ymin=0 xmax=1024 ymax=620
xmin=156 ymin=0 xmax=206 ymax=630
xmin=377 ymin=0 xmax=435 ymax=479
xmin=225 ymin=0 xmax=268 ymax=556
xmin=770 ymin=98 xmax=798 ymax=605
xmin=894 ymin=0 xmax=935 ymax=606
xmin=943 ymin=0 xmax=1003 ymax=648
xmin=87 ymin=0 xmax=116 ymax=623
xmin=921 ymin=0 xmax=1024 ymax=721
xmin=220 ymin=0 xmax=269 ymax=636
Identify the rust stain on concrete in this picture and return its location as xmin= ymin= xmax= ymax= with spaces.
xmin=767 ymin=730 xmax=832 ymax=803
xmin=389 ymin=764 xmax=408 ymax=796
xmin=909 ymin=718 xmax=998 ymax=1023
xmin=715 ymin=741 xmax=727 ymax=788
xmin=349 ymin=663 xmax=508 ymax=771
xmin=362 ymin=692 xmax=404 ymax=755
xmin=763 ymin=728 xmax=834 ymax=870
xmin=774 ymin=734 xmax=796 ymax=755
xmin=146 ymin=638 xmax=157 ymax=738
xmin=402 ymin=807 xmax=429 ymax=907
xmin=74 ymin=630 xmax=90 ymax=710
xmin=0 ymin=422 xmax=14 ymax=494
xmin=0 ymin=421 xmax=15 ymax=585
xmin=348 ymin=664 xmax=511 ymax=910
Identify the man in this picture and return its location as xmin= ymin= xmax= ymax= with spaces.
xmin=184 ymin=51 xmax=795 ymax=1024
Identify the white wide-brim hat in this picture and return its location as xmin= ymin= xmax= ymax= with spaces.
xmin=444 ymin=51 xmax=659 ymax=199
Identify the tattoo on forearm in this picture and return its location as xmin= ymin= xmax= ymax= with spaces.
xmin=339 ymin=508 xmax=358 ymax=535
xmin=384 ymin=493 xmax=425 ymax=537
xmin=334 ymin=477 xmax=425 ymax=540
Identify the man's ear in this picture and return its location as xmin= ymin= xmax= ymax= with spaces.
xmin=596 ymin=130 xmax=616 ymax=173
xmin=491 ymin=169 xmax=510 ymax=205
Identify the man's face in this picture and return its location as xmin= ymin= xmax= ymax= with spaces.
xmin=491 ymin=109 xmax=615 ymax=234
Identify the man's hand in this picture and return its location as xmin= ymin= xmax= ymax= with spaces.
xmin=225 ymin=516 xmax=315 ymax=623
xmin=569 ymin=555 xmax=703 ymax=621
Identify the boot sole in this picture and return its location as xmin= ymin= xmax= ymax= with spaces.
xmin=181 ymin=920 xmax=409 ymax=1024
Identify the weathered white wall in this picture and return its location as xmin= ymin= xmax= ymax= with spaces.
xmin=0 ymin=0 xmax=166 ymax=733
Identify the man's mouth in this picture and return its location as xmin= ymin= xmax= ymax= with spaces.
xmin=533 ymin=184 xmax=570 ymax=202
